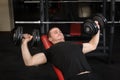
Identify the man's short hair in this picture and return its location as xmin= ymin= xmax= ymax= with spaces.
xmin=47 ymin=26 xmax=58 ymax=38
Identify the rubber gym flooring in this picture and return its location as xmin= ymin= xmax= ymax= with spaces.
xmin=0 ymin=26 xmax=120 ymax=80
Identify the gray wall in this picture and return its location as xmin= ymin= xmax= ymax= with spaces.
xmin=0 ymin=0 xmax=11 ymax=31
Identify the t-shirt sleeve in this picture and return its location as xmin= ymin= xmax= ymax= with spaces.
xmin=79 ymin=44 xmax=83 ymax=54
xmin=80 ymin=44 xmax=83 ymax=49
xmin=42 ymin=49 xmax=51 ymax=61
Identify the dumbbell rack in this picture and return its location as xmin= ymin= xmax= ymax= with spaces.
xmin=11 ymin=0 xmax=117 ymax=63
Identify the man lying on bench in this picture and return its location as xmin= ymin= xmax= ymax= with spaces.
xmin=21 ymin=21 xmax=101 ymax=80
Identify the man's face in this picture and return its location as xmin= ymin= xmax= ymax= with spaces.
xmin=48 ymin=27 xmax=65 ymax=44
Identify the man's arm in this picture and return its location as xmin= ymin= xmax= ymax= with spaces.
xmin=82 ymin=21 xmax=100 ymax=54
xmin=21 ymin=34 xmax=47 ymax=66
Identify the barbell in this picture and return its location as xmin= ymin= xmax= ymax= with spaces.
xmin=11 ymin=27 xmax=41 ymax=47
xmin=83 ymin=13 xmax=107 ymax=36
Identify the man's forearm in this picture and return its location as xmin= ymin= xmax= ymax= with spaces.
xmin=89 ymin=30 xmax=100 ymax=49
xmin=21 ymin=42 xmax=32 ymax=66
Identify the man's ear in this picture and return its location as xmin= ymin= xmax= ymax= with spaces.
xmin=48 ymin=37 xmax=52 ymax=42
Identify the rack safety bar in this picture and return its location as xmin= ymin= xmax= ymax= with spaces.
xmin=15 ymin=21 xmax=120 ymax=24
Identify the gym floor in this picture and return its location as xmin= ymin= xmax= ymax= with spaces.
xmin=0 ymin=26 xmax=120 ymax=80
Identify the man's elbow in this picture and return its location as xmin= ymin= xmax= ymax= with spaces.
xmin=24 ymin=60 xmax=47 ymax=66
xmin=92 ymin=45 xmax=97 ymax=51
xmin=24 ymin=61 xmax=34 ymax=66
xmin=25 ymin=63 xmax=32 ymax=66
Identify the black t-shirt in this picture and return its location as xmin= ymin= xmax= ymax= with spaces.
xmin=44 ymin=41 xmax=92 ymax=79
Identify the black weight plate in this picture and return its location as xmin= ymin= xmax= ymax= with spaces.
xmin=13 ymin=27 xmax=23 ymax=45
xmin=93 ymin=14 xmax=107 ymax=28
xmin=83 ymin=19 xmax=98 ymax=36
xmin=31 ymin=29 xmax=41 ymax=47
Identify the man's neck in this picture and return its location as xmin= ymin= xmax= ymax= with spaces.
xmin=53 ymin=40 xmax=65 ymax=44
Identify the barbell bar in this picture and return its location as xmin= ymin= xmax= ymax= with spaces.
xmin=24 ymin=0 xmax=102 ymax=4
xmin=15 ymin=20 xmax=120 ymax=24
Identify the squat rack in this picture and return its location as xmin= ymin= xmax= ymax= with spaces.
xmin=14 ymin=0 xmax=116 ymax=63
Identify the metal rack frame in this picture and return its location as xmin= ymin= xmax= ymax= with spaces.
xmin=12 ymin=0 xmax=116 ymax=63
xmin=23 ymin=0 xmax=119 ymax=3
